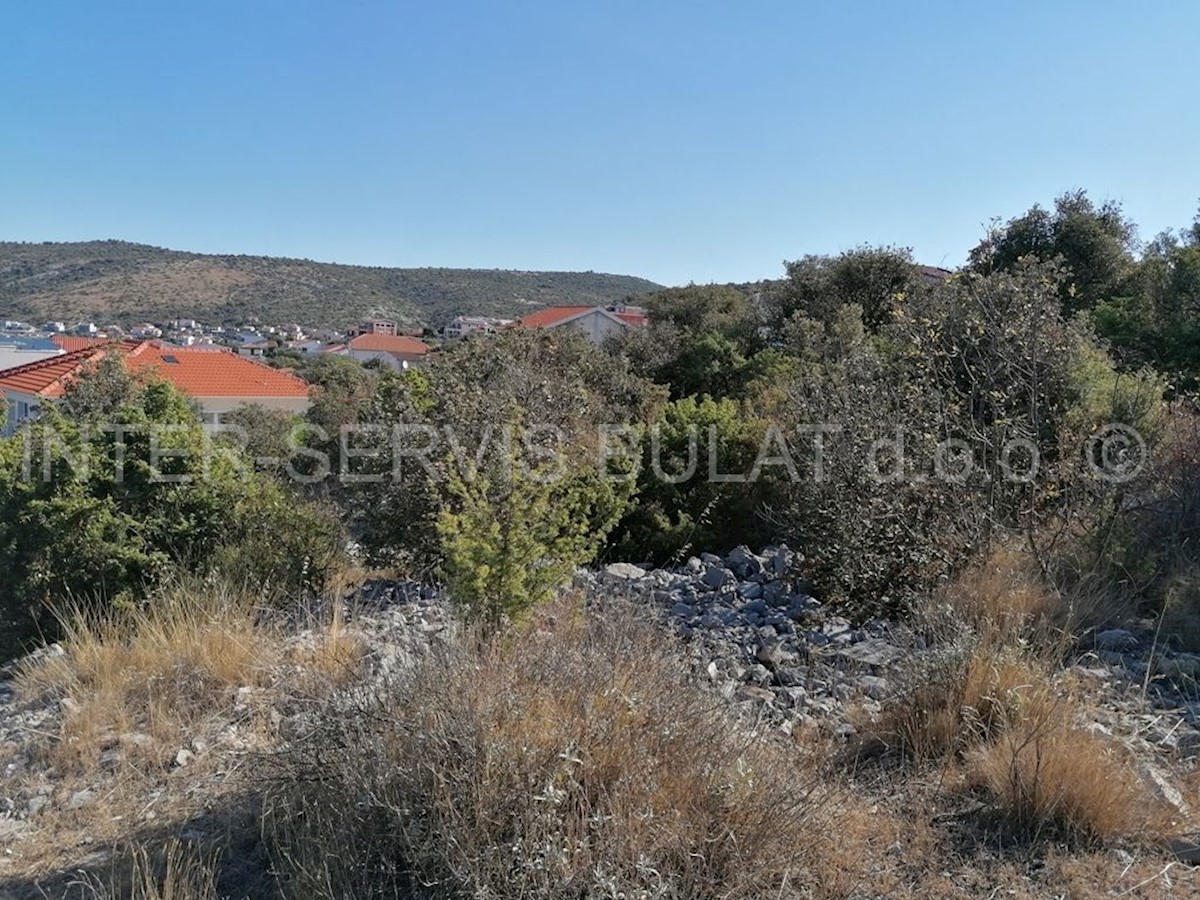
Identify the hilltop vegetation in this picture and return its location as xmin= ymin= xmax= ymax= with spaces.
xmin=0 ymin=240 xmax=663 ymax=329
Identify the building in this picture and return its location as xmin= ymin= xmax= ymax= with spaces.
xmin=918 ymin=265 xmax=954 ymax=283
xmin=50 ymin=334 xmax=109 ymax=353
xmin=330 ymin=333 xmax=430 ymax=371
xmin=518 ymin=304 xmax=649 ymax=344
xmin=0 ymin=336 xmax=63 ymax=372
xmin=0 ymin=340 xmax=311 ymax=434
xmin=230 ymin=332 xmax=274 ymax=357
xmin=441 ymin=315 xmax=513 ymax=340
xmin=348 ymin=318 xmax=398 ymax=338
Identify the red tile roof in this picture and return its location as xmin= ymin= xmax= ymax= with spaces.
xmin=0 ymin=341 xmax=309 ymax=401
xmin=346 ymin=334 xmax=430 ymax=355
xmin=518 ymin=306 xmax=601 ymax=329
xmin=123 ymin=343 xmax=310 ymax=398
xmin=50 ymin=335 xmax=109 ymax=352
xmin=0 ymin=347 xmax=112 ymax=399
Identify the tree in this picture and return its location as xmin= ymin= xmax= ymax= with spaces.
xmin=438 ymin=443 xmax=631 ymax=628
xmin=642 ymin=284 xmax=761 ymax=344
xmin=769 ymin=261 xmax=1165 ymax=616
xmin=968 ymin=190 xmax=1138 ymax=315
xmin=606 ymin=395 xmax=776 ymax=563
xmin=612 ymin=284 xmax=787 ymax=402
xmin=771 ymin=245 xmax=919 ymax=333
xmin=1092 ymin=210 xmax=1200 ymax=389
xmin=357 ymin=330 xmax=662 ymax=625
xmin=58 ymin=350 xmax=140 ymax=422
xmin=0 ymin=371 xmax=344 ymax=647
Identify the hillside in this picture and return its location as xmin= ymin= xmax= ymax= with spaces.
xmin=0 ymin=241 xmax=664 ymax=329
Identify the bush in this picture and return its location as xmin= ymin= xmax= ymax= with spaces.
xmin=771 ymin=303 xmax=984 ymax=617
xmin=438 ymin=453 xmax=632 ymax=627
xmin=0 ymin=373 xmax=345 ymax=646
xmin=356 ymin=330 xmax=663 ymax=615
xmin=263 ymin=599 xmax=828 ymax=899
xmin=606 ymin=395 xmax=777 ymax=563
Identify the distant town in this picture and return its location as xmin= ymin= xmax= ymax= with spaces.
xmin=0 ymin=303 xmax=649 ymax=434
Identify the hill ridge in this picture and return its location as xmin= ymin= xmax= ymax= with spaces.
xmin=0 ymin=240 xmax=664 ymax=329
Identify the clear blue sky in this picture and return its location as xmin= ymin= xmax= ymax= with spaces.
xmin=2 ymin=0 xmax=1197 ymax=285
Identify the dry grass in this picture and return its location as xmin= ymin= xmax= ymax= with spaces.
xmin=870 ymin=547 xmax=1175 ymax=851
xmin=966 ymin=715 xmax=1162 ymax=845
xmin=937 ymin=545 xmax=1062 ymax=642
xmin=871 ymin=635 xmax=1056 ymax=764
xmin=286 ymin=601 xmax=366 ymax=687
xmin=73 ymin=839 xmax=221 ymax=900
xmin=263 ymin=598 xmax=831 ymax=899
xmin=15 ymin=580 xmax=283 ymax=773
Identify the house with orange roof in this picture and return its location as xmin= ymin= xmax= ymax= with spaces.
xmin=0 ymin=340 xmax=311 ymax=435
xmin=518 ymin=304 xmax=648 ymax=344
xmin=331 ymin=333 xmax=430 ymax=371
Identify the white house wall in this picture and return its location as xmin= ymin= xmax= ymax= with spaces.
xmin=561 ymin=310 xmax=625 ymax=344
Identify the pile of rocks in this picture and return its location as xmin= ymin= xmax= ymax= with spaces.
xmin=577 ymin=545 xmax=914 ymax=735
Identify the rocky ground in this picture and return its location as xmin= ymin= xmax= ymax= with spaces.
xmin=6 ymin=547 xmax=1200 ymax=895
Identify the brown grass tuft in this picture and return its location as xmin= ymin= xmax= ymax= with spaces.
xmin=966 ymin=717 xmax=1161 ymax=845
xmin=286 ymin=601 xmax=366 ymax=686
xmin=75 ymin=839 xmax=221 ymax=900
xmin=15 ymin=580 xmax=283 ymax=773
xmin=872 ymin=636 xmax=1056 ymax=764
xmin=937 ymin=545 xmax=1061 ymax=642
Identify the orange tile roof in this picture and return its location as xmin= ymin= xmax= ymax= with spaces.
xmin=0 ymin=341 xmax=309 ymax=402
xmin=123 ymin=343 xmax=310 ymax=398
xmin=346 ymin=334 xmax=430 ymax=355
xmin=50 ymin=335 xmax=110 ymax=352
xmin=518 ymin=306 xmax=599 ymax=329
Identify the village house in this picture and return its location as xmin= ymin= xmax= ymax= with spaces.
xmin=0 ymin=339 xmax=311 ymax=435
xmin=348 ymin=318 xmax=398 ymax=337
xmin=328 ymin=333 xmax=430 ymax=371
xmin=518 ymin=304 xmax=649 ymax=344
xmin=441 ymin=315 xmax=513 ymax=340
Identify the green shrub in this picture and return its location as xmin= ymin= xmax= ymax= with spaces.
xmin=0 ymin=372 xmax=344 ymax=645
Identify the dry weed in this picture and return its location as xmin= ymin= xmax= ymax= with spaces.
xmin=263 ymin=598 xmax=831 ymax=899
xmin=15 ymin=580 xmax=282 ymax=773
xmin=966 ymin=715 xmax=1162 ymax=844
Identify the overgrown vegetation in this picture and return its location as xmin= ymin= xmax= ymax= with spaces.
xmin=263 ymin=599 xmax=829 ymax=899
xmin=0 ymin=363 xmax=343 ymax=655
xmin=6 ymin=191 xmax=1200 ymax=897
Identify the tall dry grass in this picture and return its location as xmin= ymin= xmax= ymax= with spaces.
xmin=871 ymin=544 xmax=1170 ymax=846
xmin=263 ymin=598 xmax=831 ymax=899
xmin=873 ymin=638 xmax=1056 ymax=764
xmin=965 ymin=715 xmax=1162 ymax=845
xmin=74 ymin=839 xmax=221 ymax=900
xmin=15 ymin=579 xmax=284 ymax=772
